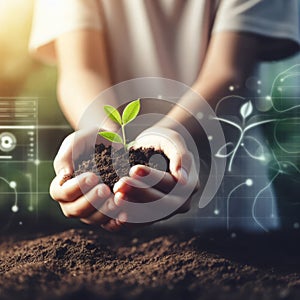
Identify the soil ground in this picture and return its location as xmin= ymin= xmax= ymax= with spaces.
xmin=74 ymin=145 xmax=170 ymax=191
xmin=1 ymin=225 xmax=300 ymax=300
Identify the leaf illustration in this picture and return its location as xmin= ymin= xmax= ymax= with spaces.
xmin=278 ymin=161 xmax=300 ymax=177
xmin=122 ymin=99 xmax=140 ymax=125
xmin=104 ymin=105 xmax=122 ymax=125
xmin=215 ymin=142 xmax=235 ymax=158
xmin=240 ymin=101 xmax=253 ymax=119
xmin=243 ymin=135 xmax=265 ymax=160
xmin=99 ymin=131 xmax=123 ymax=144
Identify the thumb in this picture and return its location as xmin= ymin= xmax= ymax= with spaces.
xmin=169 ymin=151 xmax=192 ymax=185
xmin=135 ymin=127 xmax=193 ymax=184
xmin=53 ymin=134 xmax=75 ymax=183
xmin=53 ymin=127 xmax=99 ymax=177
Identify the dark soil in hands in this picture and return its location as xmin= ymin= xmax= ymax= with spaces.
xmin=1 ymin=228 xmax=300 ymax=300
xmin=74 ymin=144 xmax=170 ymax=191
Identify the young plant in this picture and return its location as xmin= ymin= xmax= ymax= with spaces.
xmin=99 ymin=99 xmax=140 ymax=150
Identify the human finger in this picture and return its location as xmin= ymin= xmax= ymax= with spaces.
xmin=100 ymin=215 xmax=127 ymax=232
xmin=113 ymin=180 xmax=165 ymax=206
xmin=53 ymin=127 xmax=100 ymax=176
xmin=50 ymin=172 xmax=99 ymax=202
xmin=128 ymin=165 xmax=177 ymax=194
xmin=134 ymin=128 xmax=193 ymax=184
xmin=59 ymin=183 xmax=111 ymax=218
xmin=80 ymin=194 xmax=121 ymax=225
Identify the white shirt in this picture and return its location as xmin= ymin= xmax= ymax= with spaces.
xmin=29 ymin=0 xmax=299 ymax=86
xmin=29 ymin=0 xmax=300 ymax=232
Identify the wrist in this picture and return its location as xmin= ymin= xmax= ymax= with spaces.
xmin=154 ymin=114 xmax=206 ymax=155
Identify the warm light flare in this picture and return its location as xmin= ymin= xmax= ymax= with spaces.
xmin=0 ymin=0 xmax=34 ymax=95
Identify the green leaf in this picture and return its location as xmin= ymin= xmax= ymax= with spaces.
xmin=104 ymin=105 xmax=122 ymax=125
xmin=99 ymin=131 xmax=123 ymax=144
xmin=122 ymin=99 xmax=140 ymax=125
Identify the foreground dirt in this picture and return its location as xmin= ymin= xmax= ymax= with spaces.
xmin=1 ymin=227 xmax=300 ymax=300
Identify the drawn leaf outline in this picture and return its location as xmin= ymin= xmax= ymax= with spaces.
xmin=215 ymin=142 xmax=235 ymax=158
xmin=240 ymin=101 xmax=253 ymax=119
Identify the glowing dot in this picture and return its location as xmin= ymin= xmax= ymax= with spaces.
xmin=28 ymin=131 xmax=34 ymax=136
xmin=30 ymin=143 xmax=34 ymax=147
xmin=257 ymin=80 xmax=261 ymax=85
xmin=257 ymin=97 xmax=273 ymax=112
xmin=196 ymin=112 xmax=204 ymax=119
xmin=245 ymin=179 xmax=253 ymax=186
xmin=280 ymin=78 xmax=284 ymax=82
xmin=241 ymin=143 xmax=244 ymax=147
xmin=257 ymin=89 xmax=261 ymax=94
xmin=277 ymin=87 xmax=282 ymax=92
xmin=157 ymin=94 xmax=162 ymax=99
xmin=265 ymin=96 xmax=271 ymax=102
xmin=19 ymin=221 xmax=23 ymax=226
xmin=264 ymin=153 xmax=271 ymax=162
xmin=208 ymin=135 xmax=213 ymax=141
xmin=11 ymin=205 xmax=19 ymax=213
xmin=214 ymin=209 xmax=220 ymax=215
xmin=9 ymin=181 xmax=17 ymax=189
xmin=231 ymin=232 xmax=237 ymax=239
xmin=229 ymin=85 xmax=235 ymax=91
xmin=294 ymin=222 xmax=300 ymax=229
xmin=28 ymin=206 xmax=34 ymax=212
xmin=283 ymin=164 xmax=287 ymax=168
xmin=29 ymin=138 xmax=34 ymax=142
xmin=34 ymin=159 xmax=40 ymax=165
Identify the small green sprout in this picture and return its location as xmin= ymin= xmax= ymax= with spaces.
xmin=99 ymin=99 xmax=140 ymax=150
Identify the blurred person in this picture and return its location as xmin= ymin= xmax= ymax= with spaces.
xmin=29 ymin=0 xmax=299 ymax=231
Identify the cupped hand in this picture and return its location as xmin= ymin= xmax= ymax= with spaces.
xmin=49 ymin=128 xmax=121 ymax=227
xmin=102 ymin=127 xmax=199 ymax=231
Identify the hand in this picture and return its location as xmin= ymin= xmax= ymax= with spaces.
xmin=102 ymin=127 xmax=199 ymax=231
xmin=49 ymin=128 xmax=121 ymax=227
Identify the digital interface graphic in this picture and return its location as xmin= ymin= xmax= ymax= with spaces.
xmin=0 ymin=66 xmax=299 ymax=233
xmin=196 ymin=65 xmax=300 ymax=234
xmin=0 ymin=98 xmax=38 ymax=216
xmin=0 ymin=97 xmax=71 ymax=229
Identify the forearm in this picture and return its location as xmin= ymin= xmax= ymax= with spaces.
xmin=156 ymin=72 xmax=248 ymax=137
xmin=156 ymin=32 xmax=259 ymax=139
xmin=55 ymin=29 xmax=116 ymax=130
xmin=58 ymin=70 xmax=118 ymax=131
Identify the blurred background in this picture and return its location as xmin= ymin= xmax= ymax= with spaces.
xmin=0 ymin=0 xmax=299 ymax=233
xmin=0 ymin=0 xmax=73 ymax=232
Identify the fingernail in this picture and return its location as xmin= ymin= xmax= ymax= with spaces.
xmin=98 ymin=184 xmax=111 ymax=198
xmin=114 ymin=192 xmax=127 ymax=206
xmin=59 ymin=169 xmax=73 ymax=186
xmin=58 ymin=168 xmax=71 ymax=175
xmin=85 ymin=174 xmax=99 ymax=186
xmin=113 ymin=180 xmax=125 ymax=193
xmin=129 ymin=165 xmax=149 ymax=177
xmin=178 ymin=168 xmax=188 ymax=185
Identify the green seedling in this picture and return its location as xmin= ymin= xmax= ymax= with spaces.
xmin=99 ymin=99 xmax=140 ymax=150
